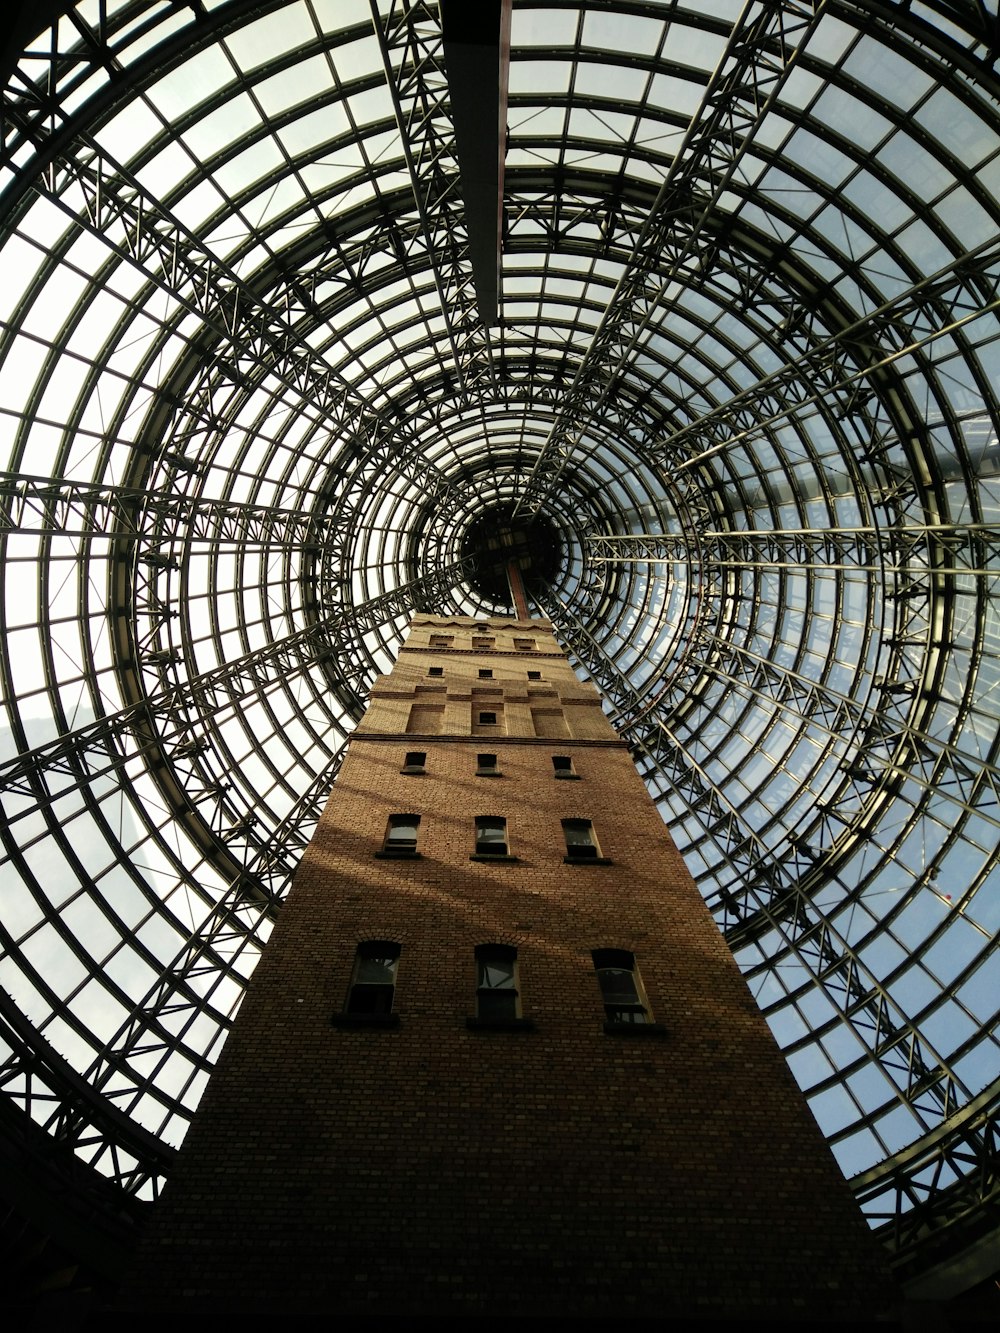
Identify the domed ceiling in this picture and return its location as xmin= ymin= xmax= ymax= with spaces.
xmin=0 ymin=0 xmax=998 ymax=1284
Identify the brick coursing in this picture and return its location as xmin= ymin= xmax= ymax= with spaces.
xmin=119 ymin=616 xmax=897 ymax=1317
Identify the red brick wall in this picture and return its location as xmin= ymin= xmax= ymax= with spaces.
xmin=120 ymin=618 xmax=896 ymax=1317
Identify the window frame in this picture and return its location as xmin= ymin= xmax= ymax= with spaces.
xmin=562 ymin=818 xmax=608 ymax=862
xmin=473 ymin=815 xmax=511 ymax=859
xmin=333 ymin=941 xmax=402 ymax=1027
xmin=378 ymin=813 xmax=421 ymax=857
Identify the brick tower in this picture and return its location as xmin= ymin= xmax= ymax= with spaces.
xmin=121 ymin=614 xmax=897 ymax=1318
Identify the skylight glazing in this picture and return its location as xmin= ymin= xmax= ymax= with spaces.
xmin=0 ymin=0 xmax=998 ymax=1284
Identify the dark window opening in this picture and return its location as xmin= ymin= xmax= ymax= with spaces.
xmin=563 ymin=818 xmax=598 ymax=858
xmin=553 ymin=755 xmax=575 ymax=778
xmin=592 ymin=948 xmax=648 ymax=1025
xmin=476 ymin=943 xmax=519 ymax=1020
xmin=479 ymin=711 xmax=497 ymax=725
xmin=478 ymin=668 xmax=493 ymax=679
xmin=527 ymin=670 xmax=542 ymax=680
xmin=383 ymin=814 xmax=420 ymax=855
xmin=347 ymin=942 xmax=400 ymax=1015
xmin=402 ymin=751 xmax=426 ymax=774
xmin=475 ymin=816 xmax=509 ymax=857
xmin=428 ymin=666 xmax=443 ymax=677
xmin=477 ymin=753 xmax=499 ymax=776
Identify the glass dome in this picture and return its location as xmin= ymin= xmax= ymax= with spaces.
xmin=0 ymin=0 xmax=997 ymax=1288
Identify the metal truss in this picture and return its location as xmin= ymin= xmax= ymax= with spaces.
xmin=1 ymin=557 xmax=472 ymax=879
xmin=665 ymin=235 xmax=1000 ymax=475
xmin=514 ymin=0 xmax=828 ymax=516
xmin=370 ymin=0 xmax=496 ymax=398
xmin=587 ymin=524 xmax=1000 ymax=576
xmin=14 ymin=132 xmax=464 ymax=514
xmin=540 ymin=584 xmax=994 ymax=1257
xmin=0 ymin=472 xmax=335 ymax=547
xmin=852 ymin=1083 xmax=1000 ymax=1279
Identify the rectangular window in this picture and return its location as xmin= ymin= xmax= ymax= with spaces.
xmin=428 ymin=666 xmax=443 ymax=677
xmin=527 ymin=670 xmax=542 ymax=680
xmin=346 ymin=942 xmax=400 ymax=1016
xmin=478 ymin=668 xmax=493 ymax=679
xmin=563 ymin=818 xmax=598 ymax=859
xmin=430 ymin=634 xmax=453 ymax=647
xmin=476 ymin=752 xmax=499 ymax=776
xmin=476 ymin=944 xmax=519 ymax=1020
xmin=382 ymin=814 xmax=420 ymax=856
xmin=401 ymin=751 xmax=426 ymax=774
xmin=474 ymin=816 xmax=509 ymax=857
xmin=514 ymin=638 xmax=535 ymax=651
xmin=552 ymin=755 xmax=577 ymax=778
xmin=472 ymin=702 xmax=505 ymax=734
xmin=592 ymin=949 xmax=648 ymax=1025
xmin=473 ymin=636 xmax=494 ymax=649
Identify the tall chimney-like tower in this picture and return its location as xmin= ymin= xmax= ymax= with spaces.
xmin=121 ymin=614 xmax=896 ymax=1317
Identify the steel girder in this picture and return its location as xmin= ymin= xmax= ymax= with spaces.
xmin=587 ymin=525 xmax=1000 ymax=576
xmin=513 ymin=0 xmax=828 ymax=517
xmin=369 ymin=0 xmax=496 ymax=397
xmin=0 ymin=472 xmax=336 ymax=548
xmin=537 ymin=584 xmax=995 ymax=1266
xmin=666 ymin=235 xmax=1000 ymax=475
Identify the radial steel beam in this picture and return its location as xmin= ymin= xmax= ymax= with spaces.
xmin=514 ymin=0 xmax=828 ymax=517
xmin=587 ymin=525 xmax=1000 ymax=574
xmin=371 ymin=0 xmax=501 ymax=380
xmin=0 ymin=561 xmax=472 ymax=807
xmin=664 ymin=235 xmax=1000 ymax=473
xmin=0 ymin=473 xmax=335 ymax=547
xmin=539 ymin=585 xmax=966 ymax=1134
xmin=14 ymin=131 xmax=463 ymax=510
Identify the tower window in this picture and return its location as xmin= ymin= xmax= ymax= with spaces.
xmin=478 ymin=668 xmax=493 ymax=679
xmin=592 ymin=949 xmax=648 ymax=1025
xmin=479 ymin=711 xmax=497 ymax=725
xmin=401 ymin=751 xmax=426 ymax=774
xmin=346 ymin=942 xmax=400 ymax=1016
xmin=473 ymin=636 xmax=494 ymax=649
xmin=476 ymin=753 xmax=499 ymax=776
xmin=527 ymin=670 xmax=542 ymax=680
xmin=514 ymin=638 xmax=536 ymax=651
xmin=428 ymin=666 xmax=443 ymax=677
xmin=563 ymin=818 xmax=600 ymax=860
xmin=430 ymin=634 xmax=453 ymax=647
xmin=474 ymin=816 xmax=509 ymax=857
xmin=381 ymin=814 xmax=420 ymax=856
xmin=552 ymin=755 xmax=577 ymax=778
xmin=475 ymin=944 xmax=519 ymax=1020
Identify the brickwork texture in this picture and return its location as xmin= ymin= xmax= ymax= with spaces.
xmin=120 ymin=616 xmax=898 ymax=1317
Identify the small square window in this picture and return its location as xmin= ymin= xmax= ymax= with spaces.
xmin=474 ymin=816 xmax=509 ymax=857
xmin=402 ymin=751 xmax=426 ymax=774
xmin=428 ymin=666 xmax=443 ymax=677
xmin=527 ymin=670 xmax=542 ymax=681
xmin=476 ymin=753 xmax=499 ymax=776
xmin=479 ymin=711 xmax=497 ymax=725
xmin=553 ymin=755 xmax=577 ymax=779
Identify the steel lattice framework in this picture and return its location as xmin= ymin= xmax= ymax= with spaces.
xmin=0 ymin=0 xmax=999 ymax=1298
